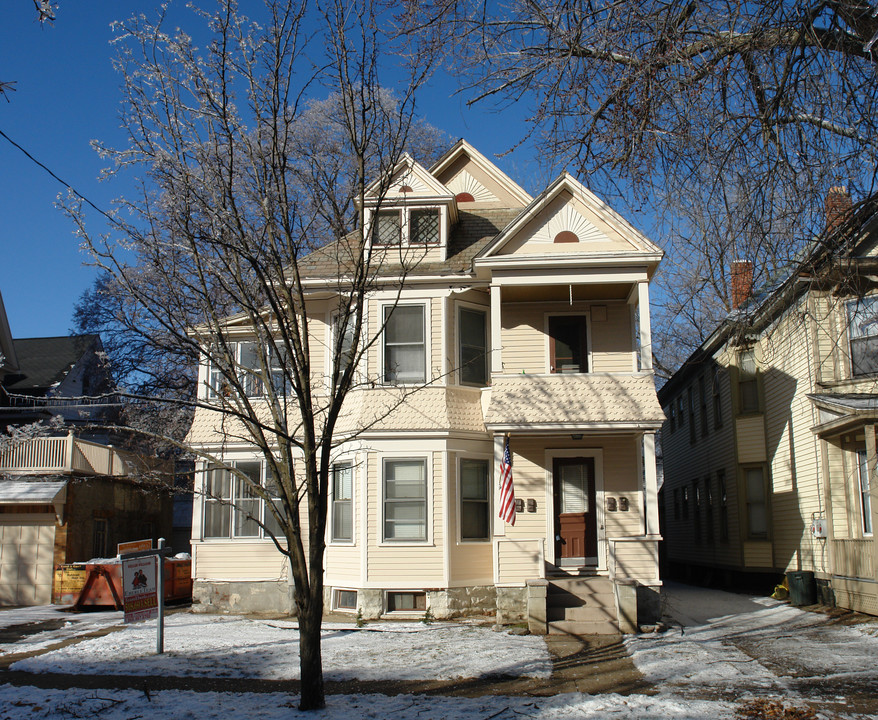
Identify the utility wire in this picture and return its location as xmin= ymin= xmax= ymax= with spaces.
xmin=0 ymin=126 xmax=123 ymax=230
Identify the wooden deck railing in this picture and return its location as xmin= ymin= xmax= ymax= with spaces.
xmin=831 ymin=538 xmax=874 ymax=579
xmin=0 ymin=432 xmax=128 ymax=476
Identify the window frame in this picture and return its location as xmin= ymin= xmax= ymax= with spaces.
xmin=546 ymin=313 xmax=590 ymax=374
xmin=458 ymin=456 xmax=491 ymax=543
xmin=846 ymin=295 xmax=878 ymax=376
xmin=382 ymin=302 xmax=428 ymax=385
xmin=382 ymin=457 xmax=429 ymax=544
xmin=738 ymin=349 xmax=760 ymax=414
xmin=330 ymin=461 xmax=355 ymax=545
xmin=457 ymin=303 xmax=489 ymax=386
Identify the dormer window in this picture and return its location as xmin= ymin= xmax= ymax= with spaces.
xmin=372 ymin=207 xmax=441 ymax=246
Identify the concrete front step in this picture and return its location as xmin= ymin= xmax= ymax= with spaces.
xmin=548 ymin=619 xmax=620 ymax=636
xmin=547 ymin=605 xmax=618 ymax=623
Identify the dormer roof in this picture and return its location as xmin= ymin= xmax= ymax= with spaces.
xmin=363 ymin=153 xmax=454 ymax=204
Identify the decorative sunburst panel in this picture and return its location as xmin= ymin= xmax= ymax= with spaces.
xmin=531 ymin=205 xmax=605 ymax=243
xmin=445 ymin=171 xmax=496 ymax=203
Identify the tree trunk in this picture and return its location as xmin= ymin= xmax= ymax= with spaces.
xmin=297 ymin=591 xmax=325 ymax=710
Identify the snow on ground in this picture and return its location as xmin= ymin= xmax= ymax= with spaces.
xmin=0 ymin=686 xmax=740 ymax=720
xmin=10 ymin=614 xmax=551 ymax=681
xmin=0 ymin=606 xmax=121 ymax=657
xmin=627 ymin=582 xmax=878 ymax=694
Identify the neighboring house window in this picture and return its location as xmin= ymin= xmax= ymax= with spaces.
xmin=383 ymin=305 xmax=426 ymax=384
xmin=93 ymin=518 xmax=108 ymax=559
xmin=459 ymin=307 xmax=488 ymax=386
xmin=699 ymin=375 xmax=708 ymax=437
xmin=668 ymin=402 xmax=676 ymax=432
xmin=460 ymin=458 xmax=490 ymax=541
xmin=857 ymin=450 xmax=873 ymax=536
xmin=719 ymin=470 xmax=729 ymax=541
xmin=705 ymin=477 xmax=715 ymax=544
xmin=688 ymin=387 xmax=696 ymax=444
xmin=847 ymin=296 xmax=878 ymax=376
xmin=745 ymin=466 xmax=768 ymax=538
xmin=712 ymin=365 xmax=723 ymax=429
xmin=738 ymin=349 xmax=759 ymax=413
xmin=383 ymin=459 xmax=427 ymax=541
xmin=677 ymin=396 xmax=685 ymax=428
xmin=682 ymin=486 xmax=689 ymax=520
xmin=549 ymin=315 xmax=588 ymax=373
xmin=203 ymin=462 xmax=280 ymax=539
xmin=693 ymin=481 xmax=702 ymax=542
xmin=673 ymin=488 xmax=680 ymax=520
xmin=331 ymin=462 xmax=354 ymax=543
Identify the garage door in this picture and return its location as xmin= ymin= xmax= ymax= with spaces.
xmin=0 ymin=515 xmax=56 ymax=606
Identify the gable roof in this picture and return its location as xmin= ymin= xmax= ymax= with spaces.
xmin=2 ymin=335 xmax=102 ymax=395
xmin=475 ymin=172 xmax=662 ymax=263
xmin=363 ymin=153 xmax=453 ymax=202
xmin=430 ymin=139 xmax=533 ymax=207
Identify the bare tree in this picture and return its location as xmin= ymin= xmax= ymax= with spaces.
xmin=65 ymin=0 xmax=435 ymax=710
xmin=400 ymin=0 xmax=878 ymax=371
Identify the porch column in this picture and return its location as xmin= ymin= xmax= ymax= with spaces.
xmin=637 ymin=281 xmax=653 ymax=372
xmin=643 ymin=432 xmax=660 ymax=537
xmin=490 ymin=284 xmax=502 ymax=374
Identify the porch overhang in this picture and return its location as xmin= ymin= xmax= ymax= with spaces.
xmin=807 ymin=393 xmax=878 ymax=438
xmin=484 ymin=373 xmax=665 ymax=432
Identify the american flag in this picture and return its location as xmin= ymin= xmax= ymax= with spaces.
xmin=498 ymin=435 xmax=516 ymax=525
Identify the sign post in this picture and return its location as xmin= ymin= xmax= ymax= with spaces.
xmin=121 ymin=538 xmax=171 ymax=655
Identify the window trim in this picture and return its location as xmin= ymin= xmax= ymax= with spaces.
xmin=458 ymin=455 xmax=492 ymax=543
xmin=457 ymin=303 xmax=489 ymax=387
xmin=381 ymin=456 xmax=430 ymax=544
xmin=545 ymin=312 xmax=591 ymax=374
xmin=381 ymin=302 xmax=428 ymax=385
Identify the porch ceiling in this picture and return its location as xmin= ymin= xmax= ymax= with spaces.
xmin=484 ymin=373 xmax=664 ymax=432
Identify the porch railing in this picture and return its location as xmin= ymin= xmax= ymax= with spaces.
xmin=0 ymin=432 xmax=129 ymax=477
xmin=831 ymin=538 xmax=874 ymax=579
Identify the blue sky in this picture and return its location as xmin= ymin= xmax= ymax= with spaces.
xmin=0 ymin=2 xmax=547 ymax=341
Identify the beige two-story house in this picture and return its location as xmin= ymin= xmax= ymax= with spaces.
xmin=186 ymin=140 xmax=665 ymax=631
xmin=659 ymin=190 xmax=878 ymax=616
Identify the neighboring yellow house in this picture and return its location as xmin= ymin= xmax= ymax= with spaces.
xmin=187 ymin=140 xmax=665 ymax=632
xmin=658 ymin=190 xmax=878 ymax=616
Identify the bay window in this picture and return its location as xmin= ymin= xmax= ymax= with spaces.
xmin=203 ymin=462 xmax=285 ymax=540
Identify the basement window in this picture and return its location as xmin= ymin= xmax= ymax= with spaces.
xmin=386 ymin=591 xmax=426 ymax=613
xmin=334 ymin=589 xmax=358 ymax=611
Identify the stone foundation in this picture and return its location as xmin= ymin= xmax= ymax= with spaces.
xmin=193 ymin=580 xmax=295 ymax=615
xmin=495 ymin=586 xmax=528 ymax=625
xmin=636 ymin=584 xmax=662 ymax=625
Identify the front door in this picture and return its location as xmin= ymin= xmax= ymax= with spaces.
xmin=553 ymin=457 xmax=597 ymax=566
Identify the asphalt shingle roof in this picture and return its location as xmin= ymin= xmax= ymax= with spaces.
xmin=2 ymin=335 xmax=99 ymax=394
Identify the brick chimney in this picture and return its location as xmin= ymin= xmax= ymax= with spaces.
xmin=825 ymin=186 xmax=852 ymax=233
xmin=730 ymin=260 xmax=754 ymax=310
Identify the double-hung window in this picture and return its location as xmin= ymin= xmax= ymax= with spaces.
xmin=383 ymin=305 xmax=426 ymax=384
xmin=460 ymin=459 xmax=490 ymax=541
xmin=857 ymin=451 xmax=873 ymax=536
xmin=459 ymin=307 xmax=488 ymax=386
xmin=738 ymin=349 xmax=759 ymax=413
xmin=847 ymin=296 xmax=878 ymax=376
xmin=549 ymin=315 xmax=588 ymax=373
xmin=745 ymin=466 xmax=768 ymax=538
xmin=332 ymin=311 xmax=358 ymax=383
xmin=331 ymin=462 xmax=354 ymax=543
xmin=207 ymin=341 xmax=271 ymax=399
xmin=383 ymin=459 xmax=427 ymax=541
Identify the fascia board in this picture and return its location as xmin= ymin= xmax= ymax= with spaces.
xmin=483 ymin=422 xmax=665 ymax=433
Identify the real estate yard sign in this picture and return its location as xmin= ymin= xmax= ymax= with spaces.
xmin=122 ymin=556 xmax=158 ymax=623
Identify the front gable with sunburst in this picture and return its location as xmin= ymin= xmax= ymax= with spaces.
xmin=478 ymin=173 xmax=660 ymax=262
xmin=431 ymin=140 xmax=532 ymax=210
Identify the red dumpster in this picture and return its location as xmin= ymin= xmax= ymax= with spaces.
xmin=73 ymin=556 xmax=192 ymax=609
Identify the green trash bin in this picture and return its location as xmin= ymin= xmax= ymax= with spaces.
xmin=786 ymin=571 xmax=817 ymax=606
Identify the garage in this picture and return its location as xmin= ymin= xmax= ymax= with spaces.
xmin=0 ymin=481 xmax=66 ymax=606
